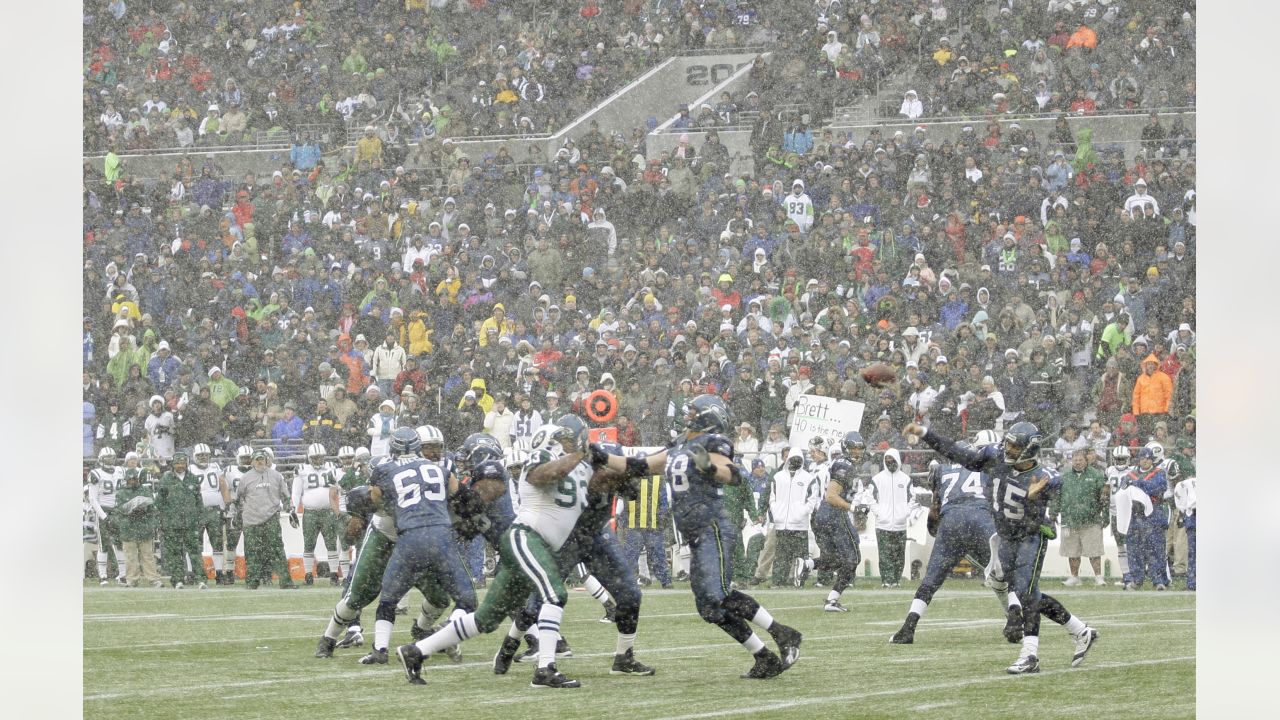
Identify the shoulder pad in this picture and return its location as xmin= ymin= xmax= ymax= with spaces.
xmin=829 ymin=459 xmax=854 ymax=479
xmin=694 ymin=433 xmax=735 ymax=459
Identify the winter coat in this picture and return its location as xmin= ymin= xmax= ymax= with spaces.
xmin=1131 ymin=354 xmax=1173 ymax=415
xmin=762 ymin=450 xmax=821 ymax=531
xmin=870 ymin=448 xmax=915 ymax=532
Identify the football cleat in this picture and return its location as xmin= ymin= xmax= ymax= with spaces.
xmin=359 ymin=648 xmax=388 ymax=665
xmin=556 ymin=638 xmax=572 ymax=657
xmin=824 ymin=600 xmax=849 ymax=613
xmin=330 ymin=574 xmax=340 ymax=586
xmin=493 ymin=636 xmax=521 ymax=675
xmin=279 ymin=581 xmax=298 ymax=590
xmin=1003 ymin=606 xmax=1025 ymax=644
xmin=247 ymin=580 xmax=260 ymax=590
xmin=410 ymin=622 xmax=431 ymax=642
xmin=1006 ymin=654 xmax=1040 ymax=675
xmin=1155 ymin=584 xmax=1167 ymax=591
xmin=600 ymin=600 xmax=617 ymax=624
xmin=889 ymin=625 xmax=915 ymax=644
xmin=99 ymin=579 xmax=109 ymax=586
xmin=443 ymin=641 xmax=463 ymax=664
xmin=116 ymin=577 xmax=128 ymax=586
xmin=793 ymin=558 xmax=810 ymax=588
xmin=150 ymin=580 xmax=164 ymax=588
xmin=198 ymin=581 xmax=208 ymax=590
xmin=610 ymin=649 xmax=656 ymax=676
xmin=305 ymin=572 xmax=314 ymax=586
xmin=396 ymin=602 xmax=409 ymax=615
xmin=771 ymin=624 xmax=802 ymax=668
xmin=396 ymin=644 xmax=426 ymax=685
xmin=174 ymin=581 xmax=184 ymax=590
xmin=530 ymin=663 xmax=581 ymax=689
xmin=740 ymin=649 xmax=786 ymax=679
xmin=1123 ymin=582 xmax=1137 ymax=591
xmin=1071 ymin=627 xmax=1100 ymax=667
xmin=315 ymin=637 xmax=336 ymax=659
xmin=515 ymin=634 xmax=539 ymax=663
xmin=336 ymin=627 xmax=364 ymax=649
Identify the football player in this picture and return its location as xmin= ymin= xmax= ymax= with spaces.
xmin=357 ymin=428 xmax=476 ymax=664
xmin=88 ymin=448 xmax=128 ymax=585
xmin=333 ymin=445 xmax=359 ymax=580
xmin=667 ymin=395 xmax=803 ymax=679
xmin=314 ymin=441 xmax=454 ymax=661
xmin=1104 ymin=446 xmax=1133 ymax=587
xmin=890 ymin=429 xmax=1011 ymax=644
xmin=398 ymin=415 xmax=667 ymax=688
xmin=221 ymin=445 xmax=255 ymax=585
xmin=807 ymin=432 xmax=869 ymax=612
xmin=293 ymin=443 xmax=342 ymax=586
xmin=906 ymin=421 xmax=1099 ymax=674
xmin=192 ymin=444 xmax=232 ymax=587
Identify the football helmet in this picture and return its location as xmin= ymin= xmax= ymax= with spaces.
xmin=416 ymin=425 xmax=445 ymax=451
xmin=337 ymin=446 xmax=356 ymax=466
xmin=1002 ymin=421 xmax=1044 ymax=466
xmin=307 ymin=443 xmax=327 ymax=463
xmin=461 ymin=433 xmax=504 ymax=469
xmin=974 ymin=429 xmax=1002 ymax=447
xmin=555 ymin=414 xmax=589 ymax=450
xmin=236 ymin=445 xmax=254 ymax=466
xmin=685 ymin=394 xmax=731 ymax=434
xmin=1144 ymin=441 xmax=1165 ymax=462
xmin=841 ymin=431 xmax=865 ymax=458
xmin=1111 ymin=445 xmax=1131 ymax=464
xmin=98 ymin=447 xmax=118 ymax=467
xmin=193 ymin=443 xmax=212 ymax=465
xmin=390 ymin=427 xmax=422 ymax=456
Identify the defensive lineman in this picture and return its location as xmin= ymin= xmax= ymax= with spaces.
xmin=88 ymin=448 xmax=127 ymax=585
xmin=905 ymin=421 xmax=1099 ymax=674
xmin=890 ymin=430 xmax=1011 ymax=644
xmin=398 ymin=416 xmax=667 ymax=688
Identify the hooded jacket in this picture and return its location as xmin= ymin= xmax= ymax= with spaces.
xmin=870 ymin=448 xmax=916 ymax=531
xmin=762 ymin=449 xmax=821 ymax=531
xmin=461 ymin=378 xmax=495 ymax=413
xmin=1131 ymin=353 xmax=1172 ymax=415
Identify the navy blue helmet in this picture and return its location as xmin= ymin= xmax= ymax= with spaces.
xmin=685 ymin=394 xmax=731 ymax=434
xmin=1002 ymin=421 xmax=1044 ymax=465
xmin=841 ymin=431 xmax=865 ymax=457
xmin=461 ymin=433 xmax=504 ymax=469
xmin=390 ymin=426 xmax=422 ymax=456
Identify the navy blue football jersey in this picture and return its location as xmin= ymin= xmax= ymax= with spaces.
xmin=922 ymin=431 xmax=1061 ymax=540
xmin=666 ymin=433 xmax=734 ymax=532
xmin=814 ymin=457 xmax=859 ymax=525
xmin=468 ymin=459 xmax=515 ymax=534
xmin=371 ymin=456 xmax=453 ymax=532
xmin=930 ymin=462 xmax=992 ymax=517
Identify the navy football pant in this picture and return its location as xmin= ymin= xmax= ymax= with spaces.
xmin=917 ymin=507 xmax=997 ymax=605
xmin=999 ymin=531 xmax=1074 ymax=638
xmin=813 ymin=517 xmax=860 ymax=594
xmin=377 ymin=526 xmax=476 ymax=616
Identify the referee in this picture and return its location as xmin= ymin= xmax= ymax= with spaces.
xmin=234 ymin=450 xmax=299 ymax=589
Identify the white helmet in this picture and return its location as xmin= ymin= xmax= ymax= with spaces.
xmin=98 ymin=447 xmax=118 ymax=466
xmin=193 ymin=443 xmax=212 ymax=465
xmin=416 ymin=425 xmax=445 ymax=447
xmin=530 ymin=423 xmax=570 ymax=457
xmin=236 ymin=445 xmax=254 ymax=465
xmin=337 ymin=446 xmax=356 ymax=464
xmin=974 ymin=429 xmax=1002 ymax=447
xmin=1145 ymin=441 xmax=1165 ymax=462
xmin=307 ymin=443 xmax=327 ymax=461
xmin=1111 ymin=445 xmax=1131 ymax=463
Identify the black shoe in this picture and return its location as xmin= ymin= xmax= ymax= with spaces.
xmin=396 ymin=644 xmax=426 ymax=685
xmin=556 ymin=638 xmax=572 ymax=658
xmin=638 ymin=576 xmax=652 ymax=587
xmin=740 ymin=649 xmax=785 ymax=679
xmin=247 ymin=580 xmax=260 ymax=590
xmin=410 ymin=622 xmax=431 ymax=642
xmin=770 ymin=624 xmax=802 ymax=668
xmin=675 ymin=571 xmax=689 ymax=582
xmin=515 ymin=633 xmax=539 ymax=663
xmin=661 ymin=582 xmax=673 ymax=589
xmin=889 ymin=624 xmax=915 ymax=644
xmin=395 ymin=603 xmax=409 ymax=615
xmin=330 ymin=574 xmax=340 ymax=586
xmin=223 ymin=571 xmax=235 ymax=585
xmin=279 ymin=582 xmax=298 ymax=590
xmin=335 ymin=627 xmax=363 ymax=649
xmin=359 ymin=648 xmax=388 ymax=665
xmin=610 ymin=649 xmax=655 ymax=676
xmin=315 ymin=637 xmax=336 ymax=658
xmin=747 ymin=576 xmax=762 ymax=587
xmin=305 ymin=572 xmax=314 ymax=586
xmin=1003 ymin=606 xmax=1025 ymax=644
xmin=530 ymin=663 xmax=581 ymax=689
xmin=493 ymin=636 xmax=521 ymax=675
xmin=600 ymin=600 xmax=617 ymax=624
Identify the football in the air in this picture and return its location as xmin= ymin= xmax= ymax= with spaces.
xmin=860 ymin=362 xmax=897 ymax=386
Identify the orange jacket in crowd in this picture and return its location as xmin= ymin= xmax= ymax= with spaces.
xmin=1131 ymin=353 xmax=1172 ymax=415
xmin=1066 ymin=25 xmax=1098 ymax=50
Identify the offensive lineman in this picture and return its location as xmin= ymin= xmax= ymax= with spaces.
xmin=88 ymin=448 xmax=127 ymax=585
xmin=668 ymin=395 xmax=803 ymax=679
xmin=293 ymin=443 xmax=342 ymax=586
xmin=890 ymin=429 xmax=1011 ymax=644
xmin=398 ymin=416 xmax=666 ymax=688
xmin=905 ymin=421 xmax=1099 ymax=674
xmin=191 ymin=444 xmax=232 ymax=587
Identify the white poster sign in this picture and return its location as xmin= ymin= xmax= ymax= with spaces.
xmin=788 ymin=394 xmax=866 ymax=451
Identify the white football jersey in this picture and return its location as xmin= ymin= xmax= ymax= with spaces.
xmin=89 ymin=467 xmax=124 ymax=510
xmin=193 ymin=462 xmax=226 ymax=508
xmin=293 ymin=462 xmax=338 ymax=511
xmin=514 ymin=448 xmax=591 ymax=552
xmin=225 ymin=465 xmax=250 ymax=499
xmin=1105 ymin=464 xmax=1131 ymax=515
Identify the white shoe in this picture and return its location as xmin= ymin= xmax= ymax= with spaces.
xmin=175 ymin=581 xmax=184 ymax=590
xmin=1062 ymin=576 xmax=1082 ymax=586
xmin=1071 ymin=627 xmax=1100 ymax=667
xmin=99 ymin=579 xmax=109 ymax=586
xmin=1006 ymin=654 xmax=1039 ymax=674
xmin=198 ymin=581 xmax=208 ymax=590
xmin=823 ymin=600 xmax=849 ymax=613
xmin=1092 ymin=576 xmax=1107 ymax=586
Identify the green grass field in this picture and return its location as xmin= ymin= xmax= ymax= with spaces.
xmin=84 ymin=579 xmax=1194 ymax=720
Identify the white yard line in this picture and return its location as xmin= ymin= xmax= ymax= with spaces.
xmin=651 ymin=655 xmax=1196 ymax=720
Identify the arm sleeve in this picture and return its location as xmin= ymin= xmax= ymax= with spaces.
xmin=88 ymin=479 xmax=106 ymax=518
xmin=921 ymin=429 xmax=993 ymax=473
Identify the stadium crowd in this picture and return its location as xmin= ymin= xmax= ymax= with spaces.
xmin=82 ymin=0 xmax=1196 ymax=591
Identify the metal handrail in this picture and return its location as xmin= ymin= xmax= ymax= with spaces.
xmin=857 ymin=106 xmax=1198 ymax=126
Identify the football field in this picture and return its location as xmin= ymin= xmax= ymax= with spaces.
xmin=84 ymin=579 xmax=1194 ymax=720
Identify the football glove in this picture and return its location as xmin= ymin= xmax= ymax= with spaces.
xmin=688 ymin=444 xmax=711 ymax=472
xmin=448 ymin=485 xmax=487 ymax=520
xmin=288 ymin=509 xmax=300 ymax=529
